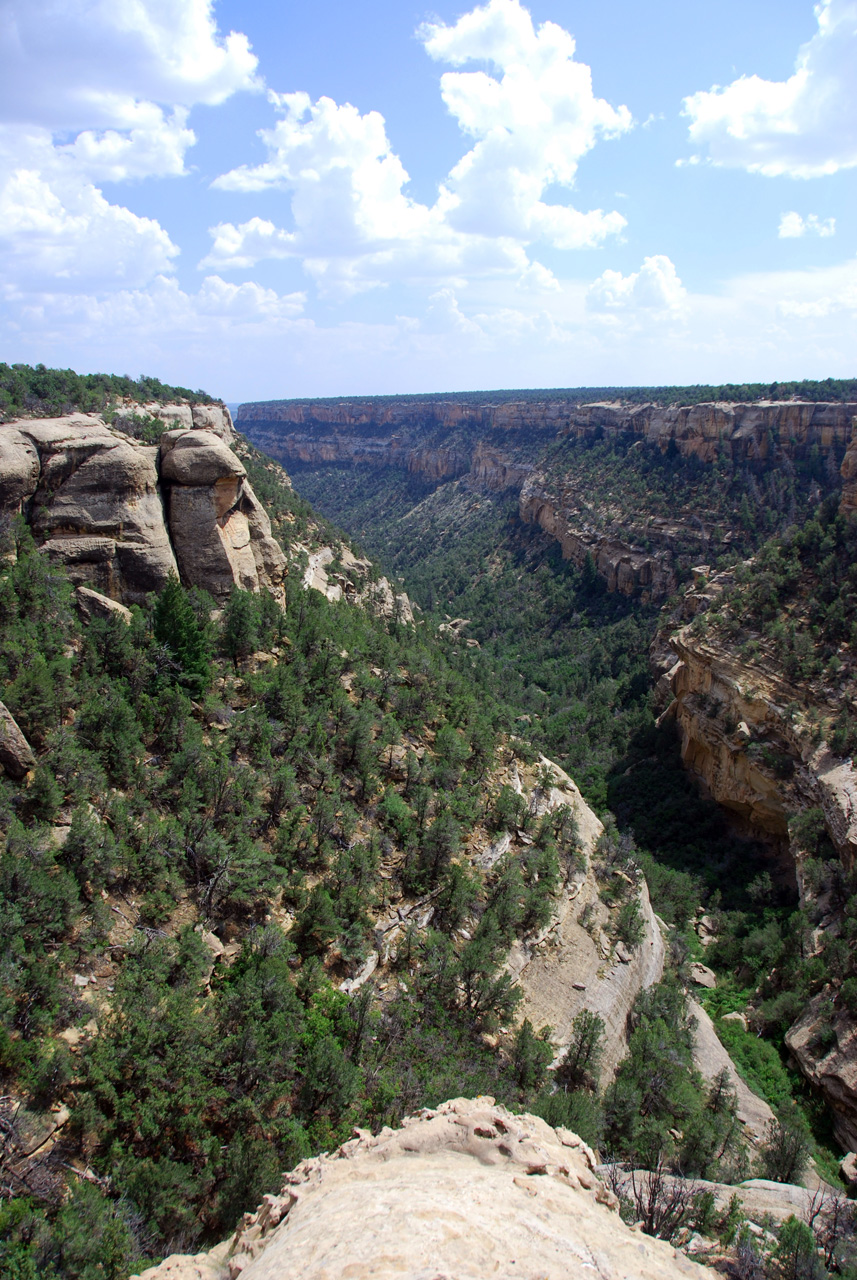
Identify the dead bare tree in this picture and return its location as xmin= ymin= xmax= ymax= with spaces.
xmin=629 ymin=1161 xmax=702 ymax=1242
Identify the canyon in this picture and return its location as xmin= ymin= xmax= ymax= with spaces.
xmin=240 ymin=396 xmax=857 ymax=603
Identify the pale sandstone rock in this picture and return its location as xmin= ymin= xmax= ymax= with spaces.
xmin=133 ymin=1100 xmax=709 ymax=1280
xmin=607 ymin=1166 xmax=821 ymax=1228
xmin=506 ymin=756 xmax=666 ymax=1082
xmin=0 ymin=411 xmax=283 ymax=606
xmin=7 ymin=416 xmax=178 ymax=603
xmin=0 ymin=700 xmax=36 ymax=779
xmin=690 ymin=962 xmax=717 ymax=989
xmin=721 ymin=1010 xmax=749 ymax=1032
xmin=0 ymin=427 xmax=39 ymax=516
xmin=243 ymin=398 xmax=856 ymax=602
xmin=689 ymin=998 xmax=775 ymax=1149
xmin=160 ymin=430 xmax=286 ymax=603
xmin=666 ymin=623 xmax=857 ymax=866
xmin=840 ymin=1152 xmax=857 ymax=1186
xmin=840 ymin=423 xmax=857 ymax=516
xmin=75 ymin=585 xmax=132 ymax=625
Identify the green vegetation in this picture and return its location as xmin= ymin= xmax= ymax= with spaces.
xmin=0 ymin=509 xmax=577 ymax=1273
xmin=0 ymin=362 xmax=215 ymax=421
xmin=290 ymin=466 xmax=656 ymax=809
xmin=241 ymin=375 xmax=857 ymax=413
xmin=6 ymin=365 xmax=857 ymax=1276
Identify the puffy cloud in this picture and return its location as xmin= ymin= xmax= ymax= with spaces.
xmin=586 ymin=255 xmax=686 ymax=313
xmin=0 ymin=0 xmax=259 ymax=133
xmin=0 ymin=125 xmax=181 ymax=291
xmin=210 ymin=0 xmax=629 ymax=294
xmin=683 ymin=0 xmax=857 ymax=177
xmin=57 ymin=109 xmax=196 ymax=183
xmin=0 ymin=0 xmax=260 ymax=302
xmin=778 ymin=211 xmax=836 ymax=238
xmin=421 ymin=0 xmax=631 ymax=245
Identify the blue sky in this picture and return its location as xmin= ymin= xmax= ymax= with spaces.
xmin=1 ymin=0 xmax=855 ymax=400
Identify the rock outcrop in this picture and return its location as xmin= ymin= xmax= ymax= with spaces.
xmin=838 ymin=421 xmax=857 ymax=515
xmin=0 ymin=701 xmax=36 ymax=779
xmin=518 ymin=473 xmax=681 ymax=600
xmin=241 ymin=398 xmax=855 ymax=603
xmin=160 ymin=429 xmax=286 ymax=604
xmin=662 ymin=624 xmax=857 ymax=868
xmin=238 ymin=397 xmax=857 ymax=468
xmin=75 ymin=585 xmax=132 ymax=625
xmin=503 ymin=756 xmax=666 ymax=1082
xmin=0 ymin=409 xmax=286 ymax=606
xmin=786 ymin=993 xmax=857 ymax=1152
xmin=133 ymin=1098 xmax=708 ymax=1280
xmin=689 ymin=998 xmax=776 ymax=1149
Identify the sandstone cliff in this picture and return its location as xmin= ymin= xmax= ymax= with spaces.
xmin=661 ymin=622 xmax=857 ymax=868
xmin=133 ymin=1098 xmax=708 ymax=1280
xmin=241 ymin=397 xmax=855 ymax=602
xmin=0 ymin=408 xmax=286 ymax=605
xmin=238 ymin=396 xmax=857 ymax=467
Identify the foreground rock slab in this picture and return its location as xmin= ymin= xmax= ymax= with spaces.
xmin=134 ymin=1099 xmax=708 ymax=1280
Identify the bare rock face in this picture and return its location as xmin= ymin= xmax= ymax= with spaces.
xmin=75 ymin=585 xmax=132 ymax=625
xmin=839 ymin=422 xmax=857 ymax=515
xmin=689 ymin=998 xmax=776 ymax=1150
xmin=0 ymin=426 xmax=40 ymax=517
xmin=665 ymin=624 xmax=857 ymax=867
xmin=160 ymin=430 xmax=286 ymax=604
xmin=786 ymin=992 xmax=857 ymax=1152
xmin=0 ymin=412 xmax=285 ymax=608
xmin=504 ymin=757 xmax=666 ymax=1082
xmin=133 ymin=1099 xmax=708 ymax=1280
xmin=5 ymin=416 xmax=178 ymax=603
xmin=0 ymin=701 xmax=36 ymax=779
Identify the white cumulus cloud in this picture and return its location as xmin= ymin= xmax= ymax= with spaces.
xmin=209 ymin=0 xmax=629 ymax=294
xmin=0 ymin=131 xmax=179 ymax=287
xmin=421 ymin=0 xmax=631 ymax=246
xmin=683 ymin=0 xmax=857 ymax=177
xmin=778 ymin=211 xmax=836 ymax=238
xmin=586 ymin=255 xmax=686 ymax=313
xmin=0 ymin=0 xmax=260 ymax=299
xmin=0 ymin=0 xmax=259 ymax=133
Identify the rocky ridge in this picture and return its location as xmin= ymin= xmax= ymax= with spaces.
xmin=133 ymin=1097 xmax=707 ymax=1280
xmin=0 ymin=405 xmax=286 ymax=605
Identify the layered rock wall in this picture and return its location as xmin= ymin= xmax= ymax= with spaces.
xmin=239 ymin=396 xmax=857 ymax=469
xmin=662 ymin=625 xmax=857 ymax=869
xmin=0 ymin=408 xmax=286 ymax=606
xmin=241 ymin=398 xmax=855 ymax=602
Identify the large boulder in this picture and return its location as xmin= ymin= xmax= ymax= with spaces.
xmin=160 ymin=430 xmax=285 ymax=603
xmin=0 ymin=415 xmax=286 ymax=608
xmin=133 ymin=1099 xmax=708 ymax=1280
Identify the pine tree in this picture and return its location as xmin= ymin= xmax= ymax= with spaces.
xmin=153 ymin=574 xmax=210 ymax=692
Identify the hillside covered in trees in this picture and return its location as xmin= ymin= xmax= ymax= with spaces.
xmin=2 ymin=376 xmax=857 ymax=1278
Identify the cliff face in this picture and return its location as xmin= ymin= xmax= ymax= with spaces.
xmin=661 ymin=623 xmax=857 ymax=869
xmin=0 ymin=407 xmax=286 ymax=605
xmin=133 ymin=1098 xmax=708 ymax=1280
xmin=238 ymin=396 xmax=857 ymax=467
xmin=241 ymin=398 xmax=856 ymax=602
